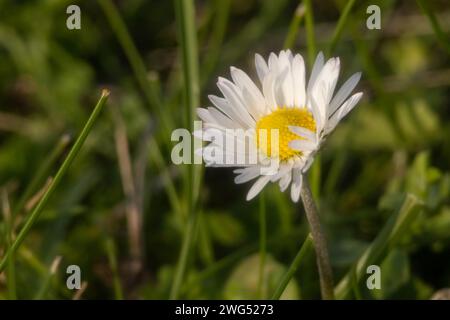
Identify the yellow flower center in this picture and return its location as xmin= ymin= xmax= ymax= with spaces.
xmin=256 ymin=107 xmax=316 ymax=161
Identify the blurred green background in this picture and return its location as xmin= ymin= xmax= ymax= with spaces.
xmin=0 ymin=0 xmax=450 ymax=299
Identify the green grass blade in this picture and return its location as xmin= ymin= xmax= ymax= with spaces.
xmin=17 ymin=246 xmax=48 ymax=276
xmin=0 ymin=90 xmax=109 ymax=273
xmin=149 ymin=139 xmax=183 ymax=216
xmin=98 ymin=0 xmax=173 ymax=133
xmin=105 ymin=238 xmax=124 ymax=300
xmin=170 ymin=0 xmax=200 ymax=300
xmin=283 ymin=3 xmax=305 ymax=49
xmin=2 ymin=190 xmax=16 ymax=299
xmin=98 ymin=0 xmax=183 ymax=216
xmin=12 ymin=134 xmax=71 ymax=217
xmin=180 ymin=228 xmax=304 ymax=295
xmin=327 ymin=0 xmax=357 ymax=55
xmin=34 ymin=256 xmax=62 ymax=299
xmin=271 ymin=234 xmax=313 ymax=300
xmin=335 ymin=194 xmax=423 ymax=299
xmin=220 ymin=0 xmax=289 ymax=66
xmin=200 ymin=0 xmax=231 ymax=86
xmin=303 ymin=0 xmax=316 ymax=67
xmin=416 ymin=0 xmax=450 ymax=55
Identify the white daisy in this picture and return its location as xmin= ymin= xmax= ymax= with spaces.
xmin=196 ymin=50 xmax=363 ymax=202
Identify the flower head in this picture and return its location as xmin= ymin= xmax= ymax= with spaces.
xmin=197 ymin=50 xmax=363 ymax=202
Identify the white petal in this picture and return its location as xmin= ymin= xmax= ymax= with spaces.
xmin=269 ymin=163 xmax=292 ymax=182
xmin=307 ymin=51 xmax=324 ymax=94
xmin=302 ymin=154 xmax=315 ymax=173
xmin=290 ymin=169 xmax=303 ymax=202
xmin=285 ymin=49 xmax=293 ymax=62
xmin=197 ymin=108 xmax=215 ymax=124
xmin=263 ymin=73 xmax=277 ymax=112
xmin=335 ymin=91 xmax=363 ymax=120
xmin=230 ymin=66 xmax=266 ymax=118
xmin=268 ymin=52 xmax=279 ymax=73
xmin=288 ymin=126 xmax=316 ymax=141
xmin=326 ymin=92 xmax=363 ymax=134
xmin=279 ymin=170 xmax=292 ymax=192
xmin=276 ymin=59 xmax=294 ymax=107
xmin=308 ymin=95 xmax=323 ymax=135
xmin=209 ymin=94 xmax=248 ymax=128
xmin=255 ymin=53 xmax=269 ymax=85
xmin=217 ymin=78 xmax=256 ymax=127
xmin=197 ymin=107 xmax=239 ymax=130
xmin=246 ymin=175 xmax=271 ymax=201
xmin=328 ymin=72 xmax=361 ymax=117
xmin=292 ymin=54 xmax=306 ymax=107
xmin=207 ymin=107 xmax=240 ymax=129
xmin=289 ymin=139 xmax=317 ymax=152
xmin=309 ymin=57 xmax=341 ymax=126
xmin=234 ymin=166 xmax=261 ymax=184
xmin=278 ymin=50 xmax=290 ymax=72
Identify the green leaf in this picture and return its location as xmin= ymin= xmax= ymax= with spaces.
xmin=224 ymin=253 xmax=299 ymax=300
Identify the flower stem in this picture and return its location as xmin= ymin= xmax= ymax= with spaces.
xmin=257 ymin=192 xmax=266 ymax=299
xmin=300 ymin=176 xmax=334 ymax=300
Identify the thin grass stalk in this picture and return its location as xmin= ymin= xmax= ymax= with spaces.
xmin=34 ymin=256 xmax=62 ymax=299
xmin=98 ymin=0 xmax=173 ymax=134
xmin=12 ymin=134 xmax=71 ymax=217
xmin=416 ymin=0 xmax=450 ymax=55
xmin=283 ymin=3 xmax=305 ymax=49
xmin=271 ymin=234 xmax=313 ymax=300
xmin=303 ymin=0 xmax=316 ymax=67
xmin=0 ymin=90 xmax=109 ymax=273
xmin=327 ymin=0 xmax=357 ymax=55
xmin=200 ymin=0 xmax=231 ymax=86
xmin=170 ymin=0 xmax=200 ymax=300
xmin=105 ymin=238 xmax=124 ymax=300
xmin=2 ymin=190 xmax=16 ymax=299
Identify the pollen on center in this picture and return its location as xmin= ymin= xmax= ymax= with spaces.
xmin=256 ymin=107 xmax=316 ymax=161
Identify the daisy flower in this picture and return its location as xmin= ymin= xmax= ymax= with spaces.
xmin=196 ymin=50 xmax=363 ymax=202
